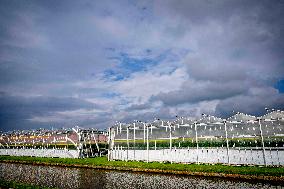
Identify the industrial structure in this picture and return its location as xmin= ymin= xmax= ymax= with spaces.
xmin=108 ymin=110 xmax=284 ymax=166
xmin=1 ymin=109 xmax=283 ymax=166
xmin=0 ymin=127 xmax=108 ymax=158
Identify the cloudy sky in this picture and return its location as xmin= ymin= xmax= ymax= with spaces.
xmin=0 ymin=0 xmax=284 ymax=131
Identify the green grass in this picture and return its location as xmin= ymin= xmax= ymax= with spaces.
xmin=0 ymin=156 xmax=284 ymax=178
xmin=0 ymin=179 xmax=55 ymax=189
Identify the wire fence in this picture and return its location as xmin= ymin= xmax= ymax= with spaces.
xmin=108 ymin=110 xmax=284 ymax=166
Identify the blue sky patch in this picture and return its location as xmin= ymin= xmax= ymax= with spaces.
xmin=275 ymin=79 xmax=284 ymax=93
xmin=105 ymin=50 xmax=169 ymax=80
xmin=117 ymin=52 xmax=161 ymax=72
xmin=101 ymin=92 xmax=119 ymax=98
xmin=103 ymin=69 xmax=125 ymax=81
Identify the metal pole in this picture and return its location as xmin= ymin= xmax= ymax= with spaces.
xmin=114 ymin=145 xmax=116 ymax=159
xmin=76 ymin=129 xmax=81 ymax=158
xmin=169 ymin=124 xmax=172 ymax=151
xmin=90 ymin=131 xmax=94 ymax=157
xmin=143 ymin=123 xmax=146 ymax=144
xmin=66 ymin=134 xmax=68 ymax=150
xmin=155 ymin=140 xmax=157 ymax=150
xmin=258 ymin=119 xmax=267 ymax=166
xmin=111 ymin=128 xmax=115 ymax=160
xmin=108 ymin=127 xmax=111 ymax=161
xmin=147 ymin=124 xmax=149 ymax=163
xmin=224 ymin=121 xmax=230 ymax=164
xmin=133 ymin=123 xmax=136 ymax=160
xmin=127 ymin=126 xmax=129 ymax=161
xmin=169 ymin=122 xmax=173 ymax=164
xmin=194 ymin=122 xmax=199 ymax=164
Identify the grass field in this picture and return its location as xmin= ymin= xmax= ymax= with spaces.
xmin=0 ymin=156 xmax=284 ymax=178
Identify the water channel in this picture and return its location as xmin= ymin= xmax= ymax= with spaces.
xmin=0 ymin=163 xmax=283 ymax=189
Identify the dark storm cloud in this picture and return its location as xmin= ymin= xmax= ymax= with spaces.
xmin=150 ymin=0 xmax=284 ymax=115
xmin=153 ymin=80 xmax=248 ymax=106
xmin=0 ymin=94 xmax=96 ymax=131
xmin=0 ymin=0 xmax=115 ymax=85
xmin=215 ymin=87 xmax=284 ymax=117
xmin=185 ymin=60 xmax=247 ymax=82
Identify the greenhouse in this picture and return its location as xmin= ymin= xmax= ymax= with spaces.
xmin=108 ymin=110 xmax=284 ymax=166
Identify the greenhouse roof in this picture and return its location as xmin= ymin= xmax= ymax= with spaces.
xmin=197 ymin=115 xmax=223 ymax=124
xmin=227 ymin=112 xmax=256 ymax=123
xmin=111 ymin=109 xmax=283 ymax=128
xmin=173 ymin=117 xmax=196 ymax=126
xmin=261 ymin=110 xmax=284 ymax=120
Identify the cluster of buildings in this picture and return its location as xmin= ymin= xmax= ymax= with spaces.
xmin=0 ymin=127 xmax=108 ymax=158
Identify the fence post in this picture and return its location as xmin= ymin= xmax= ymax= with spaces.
xmin=155 ymin=140 xmax=157 ymax=150
xmin=169 ymin=124 xmax=172 ymax=151
xmin=120 ymin=145 xmax=123 ymax=160
xmin=133 ymin=122 xmax=136 ymax=160
xmin=113 ymin=145 xmax=116 ymax=159
xmin=258 ymin=118 xmax=267 ymax=166
xmin=127 ymin=126 xmax=129 ymax=161
xmin=111 ymin=128 xmax=115 ymax=160
xmin=147 ymin=124 xmax=149 ymax=163
xmin=143 ymin=123 xmax=146 ymax=144
xmin=194 ymin=122 xmax=199 ymax=164
xmin=224 ymin=120 xmax=230 ymax=164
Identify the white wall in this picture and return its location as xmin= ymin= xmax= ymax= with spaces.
xmin=110 ymin=148 xmax=284 ymax=166
xmin=0 ymin=149 xmax=79 ymax=158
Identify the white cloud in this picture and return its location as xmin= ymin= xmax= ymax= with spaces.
xmin=114 ymin=68 xmax=188 ymax=104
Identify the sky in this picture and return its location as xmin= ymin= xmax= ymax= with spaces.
xmin=0 ymin=0 xmax=284 ymax=131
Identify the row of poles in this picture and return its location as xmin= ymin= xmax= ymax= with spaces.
xmin=109 ymin=118 xmax=272 ymax=165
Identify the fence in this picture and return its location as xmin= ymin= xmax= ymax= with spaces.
xmin=108 ymin=110 xmax=284 ymax=166
xmin=0 ymin=148 xmax=79 ymax=158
